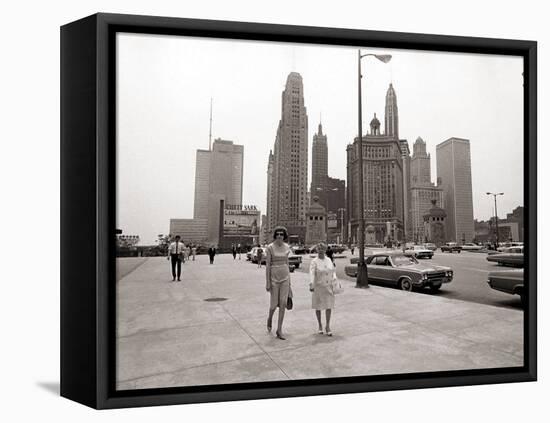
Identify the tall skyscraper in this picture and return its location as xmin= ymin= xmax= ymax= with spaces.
xmin=346 ymin=84 xmax=406 ymax=244
xmin=193 ymin=138 xmax=244 ymax=243
xmin=436 ymin=137 xmax=474 ymax=243
xmin=411 ymin=137 xmax=431 ymax=186
xmin=309 ymin=121 xmax=346 ymax=242
xmin=347 ymin=85 xmax=408 ymax=244
xmin=266 ymin=150 xmax=275 ymax=234
xmin=410 ymin=137 xmax=444 ymax=242
xmin=209 ymin=139 xmax=243 ymax=206
xmin=385 ymin=83 xmax=399 ymax=138
xmin=311 ymin=122 xmax=328 ymax=203
xmin=193 ymin=149 xmax=212 ymax=219
xmin=399 ymin=139 xmax=411 ymax=241
xmin=266 ymin=72 xmax=309 ymax=240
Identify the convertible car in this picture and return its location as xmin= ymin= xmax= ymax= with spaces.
xmin=344 ymin=252 xmax=453 ymax=291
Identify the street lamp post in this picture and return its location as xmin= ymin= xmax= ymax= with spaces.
xmin=356 ymin=50 xmax=392 ymax=288
xmin=486 ymin=192 xmax=504 ymax=246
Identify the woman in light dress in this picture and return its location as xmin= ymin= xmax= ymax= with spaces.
xmin=265 ymin=226 xmax=291 ymax=340
xmin=309 ymin=242 xmax=336 ymax=336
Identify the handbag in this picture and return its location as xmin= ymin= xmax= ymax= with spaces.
xmin=286 ymin=285 xmax=293 ymax=310
xmin=332 ymin=278 xmax=344 ymax=295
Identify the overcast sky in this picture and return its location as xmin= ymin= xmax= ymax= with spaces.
xmin=117 ymin=33 xmax=524 ymax=245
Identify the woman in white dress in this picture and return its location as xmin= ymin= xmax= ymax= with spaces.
xmin=309 ymin=242 xmax=336 ymax=336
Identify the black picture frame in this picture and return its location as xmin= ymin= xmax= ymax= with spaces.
xmin=61 ymin=12 xmax=537 ymax=409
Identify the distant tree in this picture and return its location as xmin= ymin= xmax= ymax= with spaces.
xmin=156 ymin=234 xmax=171 ymax=254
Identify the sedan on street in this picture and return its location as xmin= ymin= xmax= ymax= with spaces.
xmin=487 ymin=268 xmax=524 ymax=304
xmin=404 ymin=245 xmax=434 ymax=259
xmin=344 ymin=252 xmax=453 ymax=291
xmin=486 ymin=246 xmax=524 ymax=267
xmin=461 ymin=242 xmax=484 ymax=251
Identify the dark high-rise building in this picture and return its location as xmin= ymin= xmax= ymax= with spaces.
xmin=346 ymin=84 xmax=407 ymax=244
xmin=266 ymin=72 xmax=309 ymax=241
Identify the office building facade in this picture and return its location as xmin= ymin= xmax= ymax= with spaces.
xmin=436 ymin=137 xmax=474 ymax=243
xmin=191 ymin=138 xmax=244 ymax=244
xmin=409 ymin=137 xmax=444 ymax=242
xmin=266 ymin=72 xmax=309 ymax=242
xmin=346 ymin=84 xmax=406 ymax=244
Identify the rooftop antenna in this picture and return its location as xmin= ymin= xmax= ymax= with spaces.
xmin=209 ymin=98 xmax=213 ymax=151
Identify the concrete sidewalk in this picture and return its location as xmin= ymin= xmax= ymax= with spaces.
xmin=116 ymin=254 xmax=523 ymax=390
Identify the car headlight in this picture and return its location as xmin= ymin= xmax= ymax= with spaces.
xmin=422 ymin=274 xmax=428 ymax=280
xmin=446 ymin=271 xmax=453 ymax=277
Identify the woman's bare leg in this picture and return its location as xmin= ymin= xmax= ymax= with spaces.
xmin=276 ymin=307 xmax=286 ymax=337
xmin=315 ymin=310 xmax=323 ymax=332
xmin=267 ymin=308 xmax=275 ymax=332
xmin=325 ymin=309 xmax=332 ymax=334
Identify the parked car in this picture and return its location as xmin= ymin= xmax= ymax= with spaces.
xmin=248 ymin=247 xmax=266 ymax=264
xmin=497 ymin=241 xmax=524 ymax=252
xmin=249 ymin=246 xmax=302 ymax=270
xmin=423 ymin=243 xmax=437 ymax=251
xmin=288 ymin=253 xmax=302 ymax=269
xmin=461 ymin=242 xmax=483 ymax=251
xmin=441 ymin=242 xmax=462 ymax=253
xmin=404 ymin=245 xmax=433 ymax=259
xmin=290 ymin=245 xmax=308 ymax=255
xmin=486 ymin=246 xmax=524 ymax=267
xmin=328 ymin=244 xmax=347 ymax=254
xmin=487 ymin=268 xmax=524 ymax=304
xmin=344 ymin=252 xmax=453 ymax=291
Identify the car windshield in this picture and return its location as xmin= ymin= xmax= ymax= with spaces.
xmin=392 ymin=255 xmax=418 ymax=266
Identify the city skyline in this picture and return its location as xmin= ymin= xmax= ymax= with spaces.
xmin=117 ymin=33 xmax=523 ymax=244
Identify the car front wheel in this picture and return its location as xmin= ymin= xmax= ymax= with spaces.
xmin=430 ymin=284 xmax=441 ymax=292
xmin=398 ymin=278 xmax=413 ymax=291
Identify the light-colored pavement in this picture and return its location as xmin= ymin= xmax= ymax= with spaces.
xmin=116 ymin=254 xmax=523 ymax=390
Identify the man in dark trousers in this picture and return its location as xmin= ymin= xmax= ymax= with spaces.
xmin=167 ymin=235 xmax=184 ymax=281
xmin=208 ymin=245 xmax=216 ymax=264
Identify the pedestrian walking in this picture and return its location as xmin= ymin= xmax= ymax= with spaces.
xmin=237 ymin=243 xmax=242 ymax=259
xmin=208 ymin=245 xmax=216 ymax=264
xmin=351 ymin=244 xmax=355 ymax=255
xmin=265 ymin=226 xmax=291 ymax=340
xmin=191 ymin=245 xmax=196 ymax=261
xmin=326 ymin=245 xmax=334 ymax=263
xmin=167 ymin=235 xmax=184 ymax=281
xmin=184 ymin=245 xmax=190 ymax=262
xmin=256 ymin=245 xmax=264 ymax=268
xmin=232 ymin=244 xmax=237 ymax=260
xmin=309 ymin=242 xmax=337 ymax=336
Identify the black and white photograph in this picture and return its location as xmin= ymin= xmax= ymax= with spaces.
xmin=115 ymin=33 xmax=526 ymax=390
xmin=7 ymin=0 xmax=548 ymax=420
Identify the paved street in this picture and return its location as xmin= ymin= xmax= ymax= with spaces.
xmin=315 ymin=250 xmax=522 ymax=310
xmin=116 ymin=253 xmax=523 ymax=390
